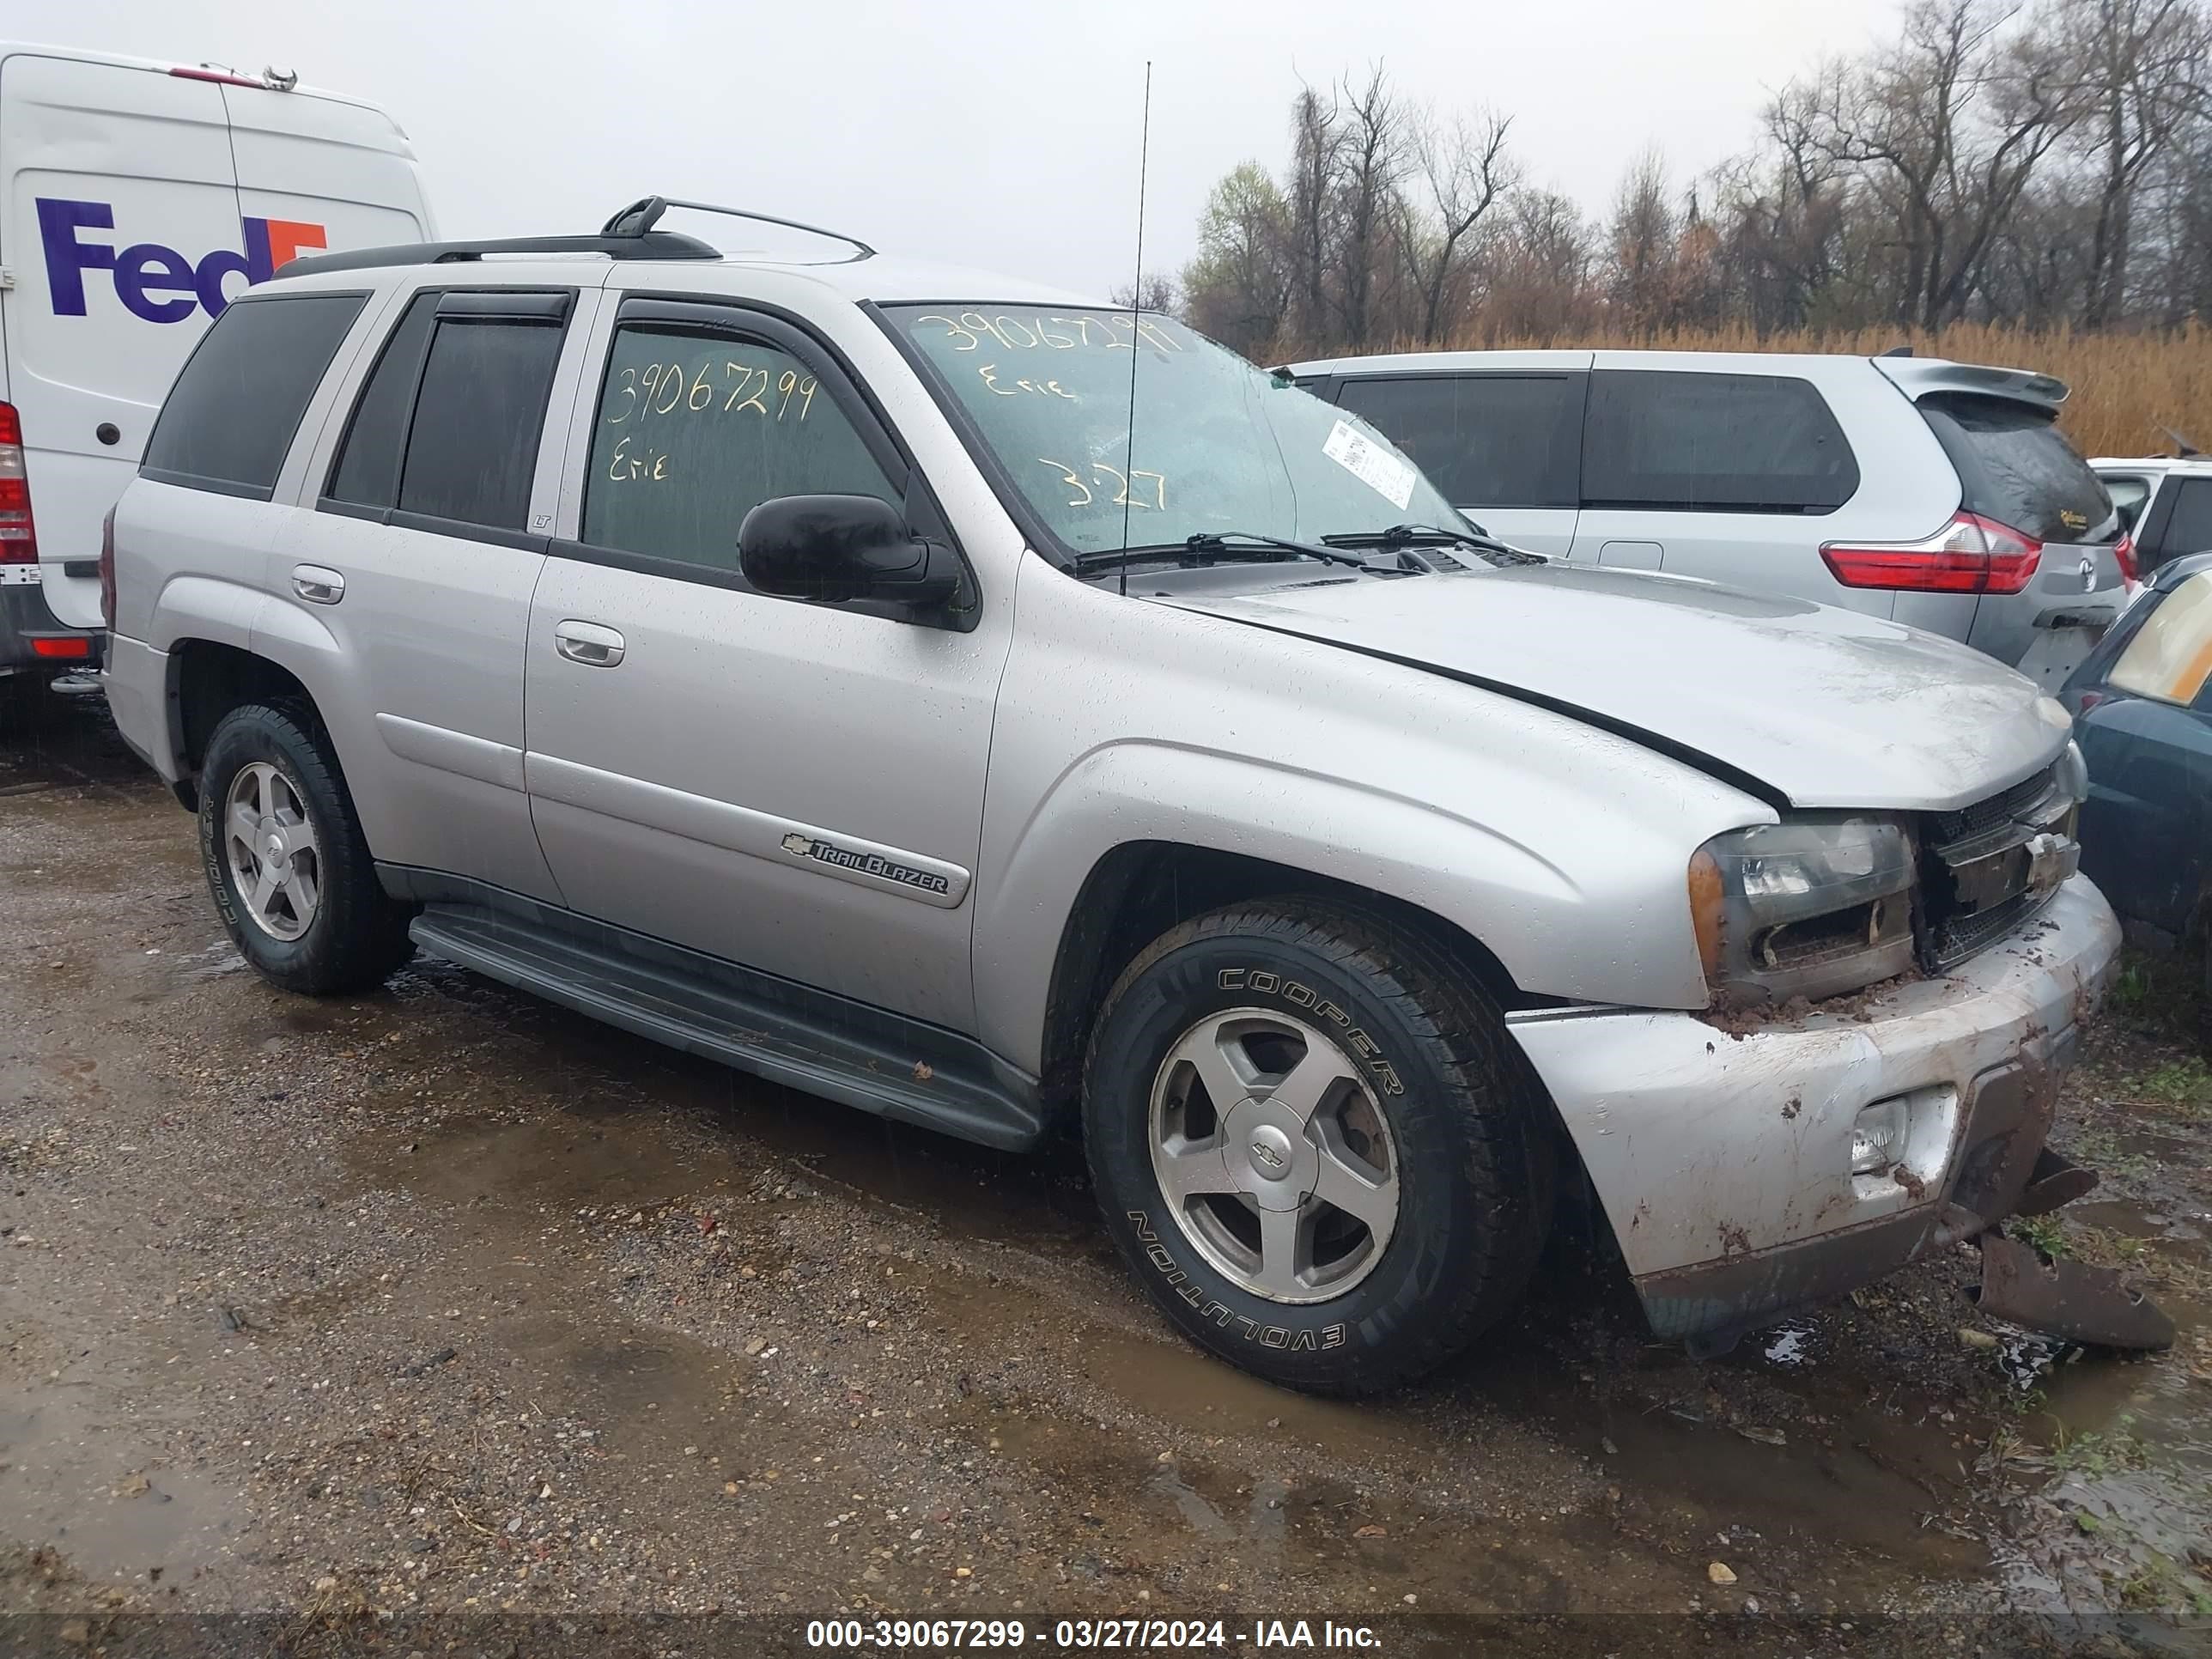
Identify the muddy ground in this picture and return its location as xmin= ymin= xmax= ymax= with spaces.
xmin=0 ymin=692 xmax=2208 ymax=1658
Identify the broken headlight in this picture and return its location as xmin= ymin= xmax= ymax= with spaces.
xmin=1689 ymin=816 xmax=1916 ymax=1006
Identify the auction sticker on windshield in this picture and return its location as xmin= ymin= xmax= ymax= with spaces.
xmin=1322 ymin=420 xmax=1416 ymax=510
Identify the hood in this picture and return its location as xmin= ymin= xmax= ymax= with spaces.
xmin=1159 ymin=562 xmax=2071 ymax=811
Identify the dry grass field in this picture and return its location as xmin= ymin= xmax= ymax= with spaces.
xmin=1401 ymin=323 xmax=2212 ymax=460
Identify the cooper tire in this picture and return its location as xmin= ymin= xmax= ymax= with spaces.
xmin=198 ymin=701 xmax=414 ymax=994
xmin=1084 ymin=898 xmax=1555 ymax=1395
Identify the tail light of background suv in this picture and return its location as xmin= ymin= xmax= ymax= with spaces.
xmin=1820 ymin=512 xmax=2044 ymax=595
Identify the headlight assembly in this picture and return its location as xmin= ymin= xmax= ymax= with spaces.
xmin=2053 ymin=740 xmax=2087 ymax=811
xmin=1689 ymin=816 xmax=1917 ymax=1006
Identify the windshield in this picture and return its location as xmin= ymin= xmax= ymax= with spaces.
xmin=886 ymin=305 xmax=1465 ymax=557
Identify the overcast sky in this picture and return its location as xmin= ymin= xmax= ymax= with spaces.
xmin=54 ymin=0 xmax=1908 ymax=294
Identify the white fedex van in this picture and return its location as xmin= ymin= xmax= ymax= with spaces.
xmin=0 ymin=41 xmax=433 ymax=686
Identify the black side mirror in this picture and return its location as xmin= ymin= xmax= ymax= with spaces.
xmin=738 ymin=495 xmax=962 ymax=611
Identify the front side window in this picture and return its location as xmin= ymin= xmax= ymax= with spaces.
xmin=1334 ymin=374 xmax=1581 ymax=507
xmin=2109 ymin=570 xmax=2212 ymax=707
xmin=887 ymin=306 xmax=1463 ymax=556
xmin=1583 ymin=369 xmax=1859 ymax=514
xmin=143 ymin=292 xmax=367 ymax=496
xmin=580 ymin=324 xmax=897 ymax=573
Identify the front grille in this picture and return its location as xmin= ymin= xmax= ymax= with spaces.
xmin=1927 ymin=764 xmax=2057 ymax=849
xmin=1919 ymin=764 xmax=2073 ymax=969
xmin=1932 ymin=890 xmax=2041 ymax=966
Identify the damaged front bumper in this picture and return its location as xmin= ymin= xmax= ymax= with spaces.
xmin=1506 ymin=874 xmax=2120 ymax=1346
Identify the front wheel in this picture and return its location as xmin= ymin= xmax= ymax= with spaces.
xmin=1083 ymin=899 xmax=1555 ymax=1395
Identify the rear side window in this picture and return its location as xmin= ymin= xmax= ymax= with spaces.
xmin=1918 ymin=394 xmax=2113 ymax=544
xmin=1583 ymin=370 xmax=1859 ymax=514
xmin=1333 ymin=374 xmax=1581 ymax=507
xmin=142 ymin=293 xmax=367 ymax=497
xmin=326 ymin=294 xmax=437 ymax=508
xmin=2101 ymin=473 xmax=2153 ymax=533
xmin=2154 ymin=477 xmax=2212 ymax=559
xmin=323 ymin=291 xmax=568 ymax=533
xmin=398 ymin=319 xmax=564 ymax=529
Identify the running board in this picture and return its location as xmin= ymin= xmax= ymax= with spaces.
xmin=408 ymin=901 xmax=1043 ymax=1150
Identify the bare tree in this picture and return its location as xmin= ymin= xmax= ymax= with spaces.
xmin=1802 ymin=0 xmax=2075 ymax=328
xmin=1482 ymin=189 xmax=1600 ymax=343
xmin=1285 ymin=84 xmax=1343 ymax=346
xmin=1398 ymin=108 xmax=1517 ymax=343
xmin=1109 ymin=273 xmax=1179 ymax=312
xmin=1607 ymin=147 xmax=1679 ymax=335
xmin=2038 ymin=0 xmax=2211 ymax=324
xmin=1330 ymin=66 xmax=1406 ymax=349
xmin=1711 ymin=76 xmax=1856 ymax=331
xmin=1173 ymin=1 xmax=2212 ymax=352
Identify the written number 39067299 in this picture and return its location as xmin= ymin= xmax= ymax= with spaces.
xmin=601 ymin=355 xmax=821 ymax=484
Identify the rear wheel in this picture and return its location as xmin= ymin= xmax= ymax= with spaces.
xmin=197 ymin=701 xmax=413 ymax=994
xmin=1084 ymin=899 xmax=1555 ymax=1395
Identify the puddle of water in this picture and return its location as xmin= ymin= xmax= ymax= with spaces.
xmin=1759 ymin=1320 xmax=1816 ymax=1369
xmin=0 ymin=1375 xmax=246 ymax=1587
xmin=2009 ymin=1290 xmax=2212 ymax=1578
xmin=2069 ymin=1200 xmax=2212 ymax=1257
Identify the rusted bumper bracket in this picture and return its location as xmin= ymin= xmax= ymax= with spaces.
xmin=1972 ymin=1233 xmax=2176 ymax=1351
xmin=2011 ymin=1146 xmax=2100 ymax=1217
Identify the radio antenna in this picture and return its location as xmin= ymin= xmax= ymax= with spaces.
xmin=1119 ymin=61 xmax=1153 ymax=599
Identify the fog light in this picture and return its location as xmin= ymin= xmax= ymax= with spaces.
xmin=1850 ymin=1098 xmax=1910 ymax=1175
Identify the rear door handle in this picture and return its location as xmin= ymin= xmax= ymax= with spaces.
xmin=553 ymin=619 xmax=625 ymax=668
xmin=292 ymin=564 xmax=345 ymax=605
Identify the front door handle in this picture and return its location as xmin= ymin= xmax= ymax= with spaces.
xmin=292 ymin=563 xmax=345 ymax=605
xmin=553 ymin=619 xmax=625 ymax=668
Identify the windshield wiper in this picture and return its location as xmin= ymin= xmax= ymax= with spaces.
xmin=1322 ymin=522 xmax=1548 ymax=567
xmin=1073 ymin=531 xmax=1393 ymax=575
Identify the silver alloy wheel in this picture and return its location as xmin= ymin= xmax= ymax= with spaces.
xmin=223 ymin=761 xmax=322 ymax=943
xmin=1146 ymin=1007 xmax=1401 ymax=1304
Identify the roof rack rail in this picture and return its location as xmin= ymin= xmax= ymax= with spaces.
xmin=600 ymin=196 xmax=876 ymax=262
xmin=276 ymin=195 xmax=876 ymax=280
xmin=282 ymin=227 xmax=722 ymax=278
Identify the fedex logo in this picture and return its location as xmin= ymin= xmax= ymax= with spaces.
xmin=37 ymin=198 xmax=327 ymax=324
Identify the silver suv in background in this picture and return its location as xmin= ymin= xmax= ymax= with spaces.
xmin=103 ymin=202 xmax=2118 ymax=1394
xmin=1290 ymin=349 xmax=2131 ymax=690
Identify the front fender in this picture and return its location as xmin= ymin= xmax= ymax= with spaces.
xmin=971 ymin=565 xmax=1786 ymax=1076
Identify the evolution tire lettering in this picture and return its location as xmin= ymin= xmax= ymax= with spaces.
xmin=1124 ymin=1211 xmax=1347 ymax=1351
xmin=38 ymin=198 xmax=327 ymax=322
xmin=778 ymin=831 xmax=951 ymax=896
xmin=1214 ymin=968 xmax=1405 ymax=1096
